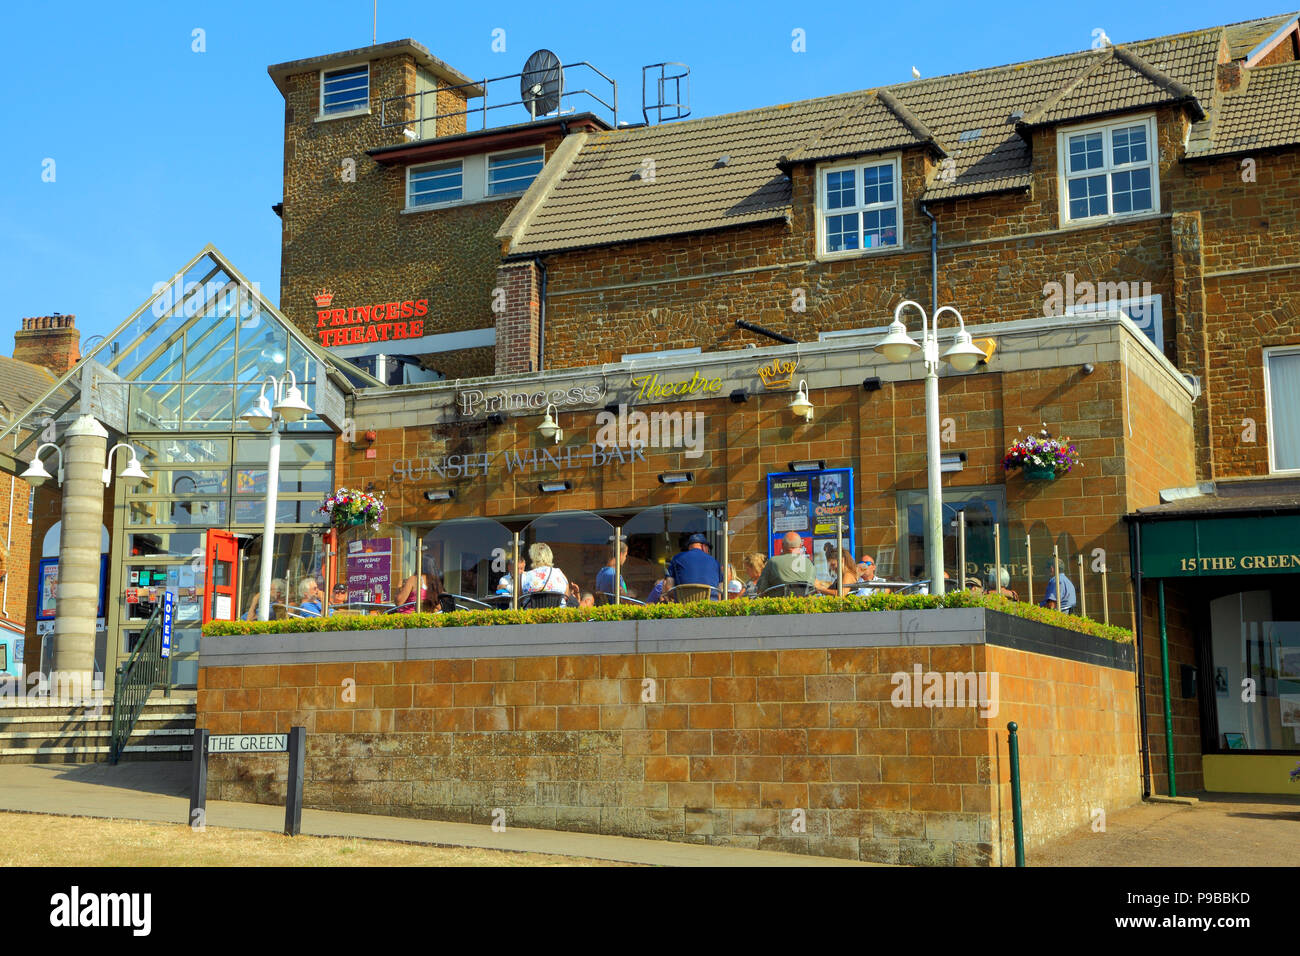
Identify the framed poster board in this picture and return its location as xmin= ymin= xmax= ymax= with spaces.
xmin=766 ymin=468 xmax=855 ymax=561
xmin=346 ymin=538 xmax=393 ymax=604
xmin=35 ymin=556 xmax=108 ymax=620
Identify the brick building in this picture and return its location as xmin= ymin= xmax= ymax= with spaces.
xmin=1 ymin=11 xmax=1296 ymax=835
xmin=0 ymin=316 xmax=81 ymax=678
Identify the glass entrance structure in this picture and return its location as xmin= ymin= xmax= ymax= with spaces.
xmin=0 ymin=246 xmax=376 ymax=687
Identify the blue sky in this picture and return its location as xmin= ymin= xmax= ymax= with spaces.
xmin=1 ymin=0 xmax=1288 ymax=346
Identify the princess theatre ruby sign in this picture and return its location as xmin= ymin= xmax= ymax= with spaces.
xmin=313 ymin=290 xmax=427 ymax=347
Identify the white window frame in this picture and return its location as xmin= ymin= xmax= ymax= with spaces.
xmin=1057 ymin=114 xmax=1160 ymax=225
xmin=486 ymin=146 xmax=545 ymax=197
xmin=406 ymin=159 xmax=465 ymax=210
xmin=621 ymin=347 xmax=702 ymax=364
xmin=27 ymin=487 xmax=33 ymax=524
xmin=1263 ymin=345 xmax=1300 ymax=475
xmin=1064 ymin=293 xmax=1164 ymax=353
xmin=318 ymin=63 xmax=370 ymax=120
xmin=816 ymin=155 xmax=903 ymax=260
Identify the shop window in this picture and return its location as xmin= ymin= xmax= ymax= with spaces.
xmin=408 ymin=160 xmax=463 ymax=208
xmin=321 ymin=64 xmax=369 ymax=116
xmin=817 ymin=156 xmax=901 ymax=257
xmin=1058 ymin=115 xmax=1158 ymax=223
xmin=1208 ymin=591 xmax=1300 ymax=753
xmin=1265 ymin=346 xmax=1300 ymax=473
xmin=487 ymin=148 xmax=545 ymax=195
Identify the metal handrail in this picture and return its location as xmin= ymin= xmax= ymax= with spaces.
xmin=109 ymin=604 xmax=166 ymax=764
xmin=380 ymin=62 xmax=618 ymax=134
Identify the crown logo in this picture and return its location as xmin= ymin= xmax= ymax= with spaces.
xmin=757 ymin=359 xmax=797 ymax=390
xmin=313 ymin=289 xmax=334 ymax=308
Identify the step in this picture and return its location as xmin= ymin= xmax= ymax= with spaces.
xmin=0 ymin=712 xmax=194 ymax=727
xmin=0 ymin=728 xmax=194 ymax=744
xmin=0 ymin=743 xmax=194 ymax=764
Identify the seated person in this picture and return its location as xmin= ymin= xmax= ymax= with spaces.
xmin=297 ymin=578 xmax=322 ymax=616
xmin=495 ymin=555 xmax=527 ymax=594
xmin=520 ymin=543 xmax=570 ymax=601
xmin=852 ymin=554 xmax=880 ymax=594
xmin=578 ymin=591 xmax=595 ymax=608
xmin=756 ymin=532 xmax=817 ymax=594
xmin=243 ymin=578 xmax=287 ymax=620
xmin=725 ymin=564 xmax=745 ymax=598
xmin=986 ymin=566 xmax=1019 ymax=601
xmin=596 ymin=540 xmax=631 ymax=599
xmin=816 ymin=547 xmax=859 ymax=595
xmin=743 ymin=552 xmax=766 ymax=597
xmin=1040 ymin=562 xmax=1076 ymax=612
xmin=396 ymin=557 xmax=441 ymax=611
xmin=329 ymin=582 xmax=349 ymax=609
xmin=664 ymin=533 xmax=723 ymax=599
xmin=646 ymin=578 xmax=667 ymax=603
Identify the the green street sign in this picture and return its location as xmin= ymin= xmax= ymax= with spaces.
xmin=1139 ymin=514 xmax=1300 ymax=577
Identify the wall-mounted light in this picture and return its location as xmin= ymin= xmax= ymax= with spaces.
xmin=103 ymin=443 xmax=149 ymax=490
xmin=1081 ymin=363 xmax=1095 ymax=376
xmin=940 ymin=452 xmax=967 ymax=473
xmin=788 ymin=460 xmax=826 ymax=473
xmin=20 ymin=443 xmax=64 ymax=488
xmin=537 ymin=403 xmax=562 ymax=444
xmin=538 ymin=480 xmax=572 ymax=493
xmin=658 ymin=471 xmax=694 ymax=485
xmin=788 ymin=380 xmax=813 ymax=421
xmin=729 ymin=389 xmax=748 ymax=403
xmin=424 ymin=489 xmax=455 ymax=502
xmin=862 ymin=376 xmax=882 ymax=392
xmin=486 ymin=412 xmax=505 ymax=426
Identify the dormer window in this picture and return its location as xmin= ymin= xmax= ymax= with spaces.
xmin=321 ymin=64 xmax=369 ymax=116
xmin=817 ymin=157 xmax=901 ymax=258
xmin=1059 ymin=115 xmax=1158 ymax=223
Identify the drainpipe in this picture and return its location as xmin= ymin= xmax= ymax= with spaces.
xmin=735 ymin=319 xmax=797 ymax=345
xmin=920 ymin=202 xmax=938 ymax=316
xmin=1130 ymin=519 xmax=1152 ymax=798
xmin=1157 ymin=578 xmax=1176 ymax=797
xmin=535 ymin=257 xmax=547 ymax=373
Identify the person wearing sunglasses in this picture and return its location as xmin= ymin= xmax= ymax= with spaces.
xmin=852 ymin=555 xmax=880 ymax=595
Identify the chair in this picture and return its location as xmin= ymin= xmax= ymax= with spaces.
xmin=596 ymin=592 xmax=646 ymax=606
xmin=759 ymin=582 xmax=816 ymax=598
xmin=520 ymin=590 xmax=567 ymax=609
xmin=450 ymin=594 xmax=493 ymax=611
xmin=668 ymin=583 xmax=715 ymax=603
xmin=895 ymin=581 xmax=928 ymax=595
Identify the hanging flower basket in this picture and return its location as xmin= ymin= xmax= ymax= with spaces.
xmin=1002 ymin=427 xmax=1082 ymax=481
xmin=317 ymin=488 xmax=385 ymax=533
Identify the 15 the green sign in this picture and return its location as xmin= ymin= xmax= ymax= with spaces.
xmin=1139 ymin=515 xmax=1300 ymax=577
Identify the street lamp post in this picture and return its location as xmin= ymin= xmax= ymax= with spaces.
xmin=240 ymin=371 xmax=312 ymax=621
xmin=874 ymin=300 xmax=985 ymax=596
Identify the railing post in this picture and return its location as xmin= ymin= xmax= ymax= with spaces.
xmin=1008 ymin=721 xmax=1026 ymax=867
xmin=1025 ymin=535 xmax=1033 ymax=605
xmin=1077 ymin=553 xmax=1087 ymax=618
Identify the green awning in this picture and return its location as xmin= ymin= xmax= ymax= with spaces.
xmin=1138 ymin=514 xmax=1300 ymax=577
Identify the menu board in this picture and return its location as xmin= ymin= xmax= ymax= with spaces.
xmin=766 ymin=468 xmax=855 ymax=558
xmin=346 ymin=538 xmax=393 ymax=604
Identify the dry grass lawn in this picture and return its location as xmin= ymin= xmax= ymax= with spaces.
xmin=0 ymin=812 xmax=626 ymax=867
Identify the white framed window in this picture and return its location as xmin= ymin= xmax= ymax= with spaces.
xmin=26 ymin=487 xmax=33 ymax=524
xmin=817 ymin=157 xmax=901 ymax=257
xmin=407 ymin=160 xmax=464 ymax=208
xmin=1064 ymin=293 xmax=1164 ymax=352
xmin=1264 ymin=345 xmax=1300 ymax=474
xmin=1058 ymin=115 xmax=1159 ymax=223
xmin=621 ymin=347 xmax=702 ymax=364
xmin=487 ymin=147 xmax=545 ymax=196
xmin=320 ymin=64 xmax=369 ymax=117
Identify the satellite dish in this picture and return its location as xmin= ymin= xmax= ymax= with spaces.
xmin=521 ymin=49 xmax=563 ymax=118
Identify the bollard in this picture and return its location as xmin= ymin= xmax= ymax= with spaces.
xmin=1008 ymin=721 xmax=1026 ymax=867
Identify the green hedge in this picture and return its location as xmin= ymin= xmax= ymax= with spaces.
xmin=204 ymin=592 xmax=1132 ymax=643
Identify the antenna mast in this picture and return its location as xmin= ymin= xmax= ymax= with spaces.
xmin=372 ymin=1 xmax=377 ymax=44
